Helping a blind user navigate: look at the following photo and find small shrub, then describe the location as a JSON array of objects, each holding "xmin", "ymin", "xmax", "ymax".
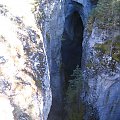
[{"xmin": 64, "ymin": 65, "xmax": 84, "ymax": 120}]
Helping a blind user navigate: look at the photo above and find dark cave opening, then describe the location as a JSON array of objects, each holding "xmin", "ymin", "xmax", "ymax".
[
  {"xmin": 61, "ymin": 10, "xmax": 84, "ymax": 120},
  {"xmin": 61, "ymin": 11, "xmax": 84, "ymax": 83},
  {"xmin": 48, "ymin": 10, "xmax": 84, "ymax": 120}
]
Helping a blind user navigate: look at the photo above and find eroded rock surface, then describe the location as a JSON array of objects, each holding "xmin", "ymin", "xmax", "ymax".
[
  {"xmin": 0, "ymin": 0, "xmax": 51, "ymax": 120},
  {"xmin": 82, "ymin": 23, "xmax": 120, "ymax": 120}
]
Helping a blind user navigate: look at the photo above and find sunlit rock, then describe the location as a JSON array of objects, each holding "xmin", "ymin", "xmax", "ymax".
[{"xmin": 0, "ymin": 0, "xmax": 52, "ymax": 120}]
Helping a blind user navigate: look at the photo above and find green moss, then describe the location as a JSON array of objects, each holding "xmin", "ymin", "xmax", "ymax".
[
  {"xmin": 86, "ymin": 62, "xmax": 93, "ymax": 68},
  {"xmin": 111, "ymin": 35, "xmax": 120, "ymax": 62},
  {"xmin": 112, "ymin": 54, "xmax": 120, "ymax": 62},
  {"xmin": 87, "ymin": 13, "xmax": 95, "ymax": 34},
  {"xmin": 94, "ymin": 40, "xmax": 112, "ymax": 57},
  {"xmin": 86, "ymin": 59, "xmax": 94, "ymax": 68},
  {"xmin": 94, "ymin": 35, "xmax": 120, "ymax": 62}
]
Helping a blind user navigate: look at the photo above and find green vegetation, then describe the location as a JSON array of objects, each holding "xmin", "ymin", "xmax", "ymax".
[
  {"xmin": 86, "ymin": 35, "xmax": 120, "ymax": 72},
  {"xmin": 94, "ymin": 40, "xmax": 112, "ymax": 56},
  {"xmin": 87, "ymin": 0, "xmax": 120, "ymax": 71},
  {"xmin": 66, "ymin": 65, "xmax": 82, "ymax": 104},
  {"xmin": 93, "ymin": 35, "xmax": 120, "ymax": 71},
  {"xmin": 86, "ymin": 58, "xmax": 95, "ymax": 69},
  {"xmin": 64, "ymin": 65, "xmax": 85, "ymax": 120},
  {"xmin": 87, "ymin": 0, "xmax": 120, "ymax": 33},
  {"xmin": 111, "ymin": 35, "xmax": 120, "ymax": 62},
  {"xmin": 94, "ymin": 35, "xmax": 120, "ymax": 62}
]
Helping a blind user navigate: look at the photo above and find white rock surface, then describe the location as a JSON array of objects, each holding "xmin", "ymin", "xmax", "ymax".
[{"xmin": 0, "ymin": 0, "xmax": 52, "ymax": 119}]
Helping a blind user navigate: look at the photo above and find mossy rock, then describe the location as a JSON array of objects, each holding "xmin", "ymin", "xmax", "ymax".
[
  {"xmin": 112, "ymin": 35, "xmax": 120, "ymax": 62},
  {"xmin": 94, "ymin": 40, "xmax": 112, "ymax": 56},
  {"xmin": 94, "ymin": 36, "xmax": 120, "ymax": 63},
  {"xmin": 86, "ymin": 59, "xmax": 94, "ymax": 69}
]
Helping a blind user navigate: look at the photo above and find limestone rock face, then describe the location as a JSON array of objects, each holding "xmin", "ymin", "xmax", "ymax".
[
  {"xmin": 1, "ymin": 0, "xmax": 119, "ymax": 120},
  {"xmin": 82, "ymin": 23, "xmax": 120, "ymax": 120},
  {"xmin": 65, "ymin": 0, "xmax": 92, "ymax": 25},
  {"xmin": 41, "ymin": 0, "xmax": 65, "ymax": 119},
  {"xmin": 0, "ymin": 0, "xmax": 51, "ymax": 120}
]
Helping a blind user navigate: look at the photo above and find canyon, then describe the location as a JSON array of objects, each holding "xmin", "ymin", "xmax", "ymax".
[{"xmin": 0, "ymin": 0, "xmax": 120, "ymax": 120}]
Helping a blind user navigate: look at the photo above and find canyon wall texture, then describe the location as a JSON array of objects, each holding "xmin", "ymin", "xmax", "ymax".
[
  {"xmin": 0, "ymin": 0, "xmax": 119, "ymax": 120},
  {"xmin": 0, "ymin": 0, "xmax": 51, "ymax": 120},
  {"xmin": 40, "ymin": 0, "xmax": 65, "ymax": 120},
  {"xmin": 82, "ymin": 0, "xmax": 120, "ymax": 119},
  {"xmin": 83, "ymin": 25, "xmax": 120, "ymax": 120}
]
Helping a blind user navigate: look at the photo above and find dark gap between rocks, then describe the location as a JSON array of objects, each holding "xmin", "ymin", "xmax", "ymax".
[
  {"xmin": 61, "ymin": 11, "xmax": 84, "ymax": 83},
  {"xmin": 48, "ymin": 10, "xmax": 84, "ymax": 120}
]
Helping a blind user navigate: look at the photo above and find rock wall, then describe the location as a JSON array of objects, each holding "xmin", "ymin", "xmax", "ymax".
[
  {"xmin": 42, "ymin": 0, "xmax": 120, "ymax": 119},
  {"xmin": 82, "ymin": 21, "xmax": 120, "ymax": 120},
  {"xmin": 44, "ymin": 0, "xmax": 93, "ymax": 119},
  {"xmin": 65, "ymin": 0, "xmax": 92, "ymax": 25},
  {"xmin": 64, "ymin": 1, "xmax": 120, "ymax": 120},
  {"xmin": 0, "ymin": 0, "xmax": 51, "ymax": 120},
  {"xmin": 40, "ymin": 0, "xmax": 65, "ymax": 119},
  {"xmin": 1, "ymin": 0, "xmax": 119, "ymax": 120}
]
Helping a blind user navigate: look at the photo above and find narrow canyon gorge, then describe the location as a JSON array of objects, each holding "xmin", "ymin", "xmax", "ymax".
[{"xmin": 0, "ymin": 0, "xmax": 120, "ymax": 120}]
